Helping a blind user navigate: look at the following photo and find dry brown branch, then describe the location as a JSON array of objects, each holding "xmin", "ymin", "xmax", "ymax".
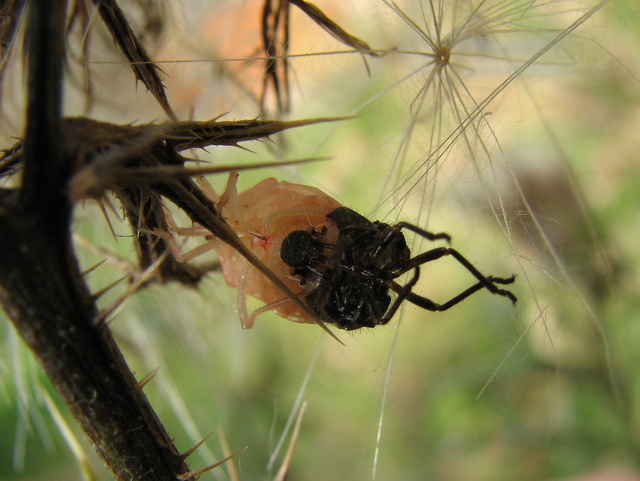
[
  {"xmin": 290, "ymin": 0, "xmax": 378, "ymax": 55},
  {"xmin": 0, "ymin": 0, "xmax": 23, "ymax": 87},
  {"xmin": 94, "ymin": 0, "xmax": 177, "ymax": 120},
  {"xmin": 0, "ymin": 1, "xmax": 367, "ymax": 478},
  {"xmin": 261, "ymin": 0, "xmax": 379, "ymax": 113},
  {"xmin": 0, "ymin": 2, "xmax": 196, "ymax": 479}
]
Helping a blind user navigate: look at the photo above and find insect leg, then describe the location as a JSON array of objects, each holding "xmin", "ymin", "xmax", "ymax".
[
  {"xmin": 394, "ymin": 222, "xmax": 452, "ymax": 243},
  {"xmin": 445, "ymin": 249, "xmax": 517, "ymax": 303},
  {"xmin": 196, "ymin": 175, "xmax": 221, "ymax": 203},
  {"xmin": 371, "ymin": 222, "xmax": 451, "ymax": 260},
  {"xmin": 218, "ymin": 171, "xmax": 241, "ymax": 224},
  {"xmin": 376, "ymin": 267, "xmax": 421, "ymax": 325},
  {"xmin": 396, "ymin": 247, "xmax": 517, "ymax": 304},
  {"xmin": 390, "ymin": 275, "xmax": 515, "ymax": 312}
]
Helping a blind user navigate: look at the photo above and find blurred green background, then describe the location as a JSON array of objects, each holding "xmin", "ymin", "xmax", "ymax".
[{"xmin": 1, "ymin": 1, "xmax": 640, "ymax": 480}]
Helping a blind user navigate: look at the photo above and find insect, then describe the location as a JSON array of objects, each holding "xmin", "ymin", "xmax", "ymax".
[
  {"xmin": 203, "ymin": 174, "xmax": 517, "ymax": 330},
  {"xmin": 279, "ymin": 206, "xmax": 517, "ymax": 330},
  {"xmin": 211, "ymin": 174, "xmax": 342, "ymax": 327}
]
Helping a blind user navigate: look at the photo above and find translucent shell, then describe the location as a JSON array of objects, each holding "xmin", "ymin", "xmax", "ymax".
[{"xmin": 214, "ymin": 178, "xmax": 342, "ymax": 324}]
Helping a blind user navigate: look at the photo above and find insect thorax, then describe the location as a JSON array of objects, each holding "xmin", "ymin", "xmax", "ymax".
[{"xmin": 280, "ymin": 207, "xmax": 412, "ymax": 330}]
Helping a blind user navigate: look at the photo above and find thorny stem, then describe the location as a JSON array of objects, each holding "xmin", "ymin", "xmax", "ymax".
[
  {"xmin": 0, "ymin": 0, "xmax": 355, "ymax": 477},
  {"xmin": 21, "ymin": 0, "xmax": 66, "ymax": 209},
  {"xmin": 0, "ymin": 2, "xmax": 193, "ymax": 480}
]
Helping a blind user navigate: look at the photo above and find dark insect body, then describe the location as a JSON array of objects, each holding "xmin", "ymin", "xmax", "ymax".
[{"xmin": 280, "ymin": 207, "xmax": 517, "ymax": 331}]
